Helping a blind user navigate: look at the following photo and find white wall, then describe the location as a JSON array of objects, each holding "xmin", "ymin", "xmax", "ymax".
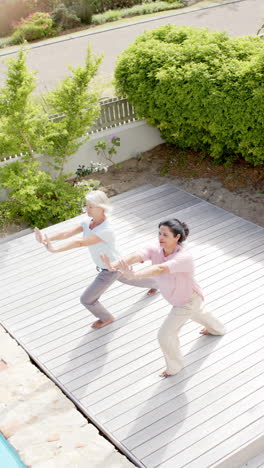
[
  {"xmin": 56, "ymin": 120, "xmax": 164, "ymax": 174},
  {"xmin": 0, "ymin": 120, "xmax": 164, "ymax": 200}
]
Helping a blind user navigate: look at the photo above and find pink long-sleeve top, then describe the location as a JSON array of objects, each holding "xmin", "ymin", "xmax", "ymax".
[{"xmin": 139, "ymin": 243, "xmax": 204, "ymax": 306}]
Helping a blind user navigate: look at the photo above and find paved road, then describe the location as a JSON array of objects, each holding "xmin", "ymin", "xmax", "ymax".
[{"xmin": 0, "ymin": 0, "xmax": 263, "ymax": 94}]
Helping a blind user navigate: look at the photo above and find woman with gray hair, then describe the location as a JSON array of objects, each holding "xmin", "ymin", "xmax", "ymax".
[{"xmin": 34, "ymin": 190, "xmax": 157, "ymax": 329}]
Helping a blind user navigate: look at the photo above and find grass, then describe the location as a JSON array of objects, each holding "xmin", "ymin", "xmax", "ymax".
[{"xmin": 92, "ymin": 0, "xmax": 183, "ymax": 25}]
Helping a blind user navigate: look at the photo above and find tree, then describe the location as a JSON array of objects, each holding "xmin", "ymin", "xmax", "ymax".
[
  {"xmin": 0, "ymin": 45, "xmax": 102, "ymax": 172},
  {"xmin": 43, "ymin": 45, "xmax": 102, "ymax": 172},
  {"xmin": 0, "ymin": 47, "xmax": 49, "ymax": 158}
]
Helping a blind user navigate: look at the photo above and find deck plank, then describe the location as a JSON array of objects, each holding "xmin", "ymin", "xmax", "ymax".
[{"xmin": 0, "ymin": 184, "xmax": 263, "ymax": 468}]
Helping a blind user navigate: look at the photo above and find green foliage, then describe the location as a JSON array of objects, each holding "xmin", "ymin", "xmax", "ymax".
[
  {"xmin": 0, "ymin": 43, "xmax": 103, "ymax": 230},
  {"xmin": 75, "ymin": 162, "xmax": 107, "ymax": 177},
  {"xmin": 0, "ymin": 200, "xmax": 13, "ymax": 232},
  {"xmin": 51, "ymin": 3, "xmax": 81, "ymax": 29},
  {"xmin": 115, "ymin": 25, "xmax": 264, "ymax": 166},
  {"xmin": 92, "ymin": 1, "xmax": 182, "ymax": 24},
  {"xmin": 74, "ymin": 0, "xmax": 93, "ymax": 23},
  {"xmin": 74, "ymin": 178, "xmax": 101, "ymax": 189},
  {"xmin": 0, "ymin": 48, "xmax": 49, "ymax": 158},
  {"xmin": 0, "ymin": 159, "xmax": 88, "ymax": 228},
  {"xmin": 94, "ymin": 136, "xmax": 120, "ymax": 165},
  {"xmin": 0, "ymin": 0, "xmax": 33, "ymax": 37},
  {"xmin": 9, "ymin": 12, "xmax": 56, "ymax": 45},
  {"xmin": 0, "ymin": 45, "xmax": 102, "ymax": 175},
  {"xmin": 43, "ymin": 46, "xmax": 102, "ymax": 172},
  {"xmin": 0, "ymin": 1, "xmax": 60, "ymax": 38}
]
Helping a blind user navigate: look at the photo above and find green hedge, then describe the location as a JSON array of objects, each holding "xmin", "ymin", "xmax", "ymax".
[{"xmin": 115, "ymin": 25, "xmax": 264, "ymax": 165}]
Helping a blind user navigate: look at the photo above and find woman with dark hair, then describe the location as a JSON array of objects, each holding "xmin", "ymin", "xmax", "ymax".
[{"xmin": 101, "ymin": 218, "xmax": 225, "ymax": 377}]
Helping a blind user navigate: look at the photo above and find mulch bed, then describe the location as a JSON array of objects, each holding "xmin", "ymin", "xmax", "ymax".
[{"xmin": 147, "ymin": 144, "xmax": 264, "ymax": 192}]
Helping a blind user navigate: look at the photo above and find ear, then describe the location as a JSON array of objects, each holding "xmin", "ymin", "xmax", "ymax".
[{"xmin": 176, "ymin": 234, "xmax": 181, "ymax": 242}]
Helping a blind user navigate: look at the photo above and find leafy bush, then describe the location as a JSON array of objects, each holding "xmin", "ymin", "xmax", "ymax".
[
  {"xmin": 0, "ymin": 159, "xmax": 89, "ymax": 228},
  {"xmin": 74, "ymin": 0, "xmax": 93, "ymax": 24},
  {"xmin": 9, "ymin": 12, "xmax": 56, "ymax": 44},
  {"xmin": 115, "ymin": 25, "xmax": 264, "ymax": 166},
  {"xmin": 94, "ymin": 135, "xmax": 120, "ymax": 165},
  {"xmin": 0, "ymin": 1, "xmax": 60, "ymax": 38},
  {"xmin": 75, "ymin": 162, "xmax": 107, "ymax": 177},
  {"xmin": 0, "ymin": 200, "xmax": 13, "ymax": 233},
  {"xmin": 51, "ymin": 3, "xmax": 81, "ymax": 29},
  {"xmin": 0, "ymin": 0, "xmax": 33, "ymax": 37}
]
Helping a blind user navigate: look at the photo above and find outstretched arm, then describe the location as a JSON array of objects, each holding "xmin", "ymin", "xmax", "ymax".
[
  {"xmin": 44, "ymin": 233, "xmax": 102, "ymax": 253},
  {"xmin": 101, "ymin": 252, "xmax": 144, "ymax": 271},
  {"xmin": 118, "ymin": 259, "xmax": 169, "ymax": 278},
  {"xmin": 101, "ymin": 254, "xmax": 169, "ymax": 277},
  {"xmin": 34, "ymin": 225, "xmax": 83, "ymax": 244}
]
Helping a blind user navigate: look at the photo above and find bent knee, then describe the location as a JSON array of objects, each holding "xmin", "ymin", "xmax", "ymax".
[{"xmin": 80, "ymin": 294, "xmax": 94, "ymax": 307}]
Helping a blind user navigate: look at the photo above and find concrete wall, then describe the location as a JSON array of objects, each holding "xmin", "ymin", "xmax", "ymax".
[
  {"xmin": 0, "ymin": 120, "xmax": 163, "ymax": 200},
  {"xmin": 51, "ymin": 120, "xmax": 164, "ymax": 175}
]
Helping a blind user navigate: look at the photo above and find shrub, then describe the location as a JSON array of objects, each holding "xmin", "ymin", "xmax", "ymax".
[
  {"xmin": 0, "ymin": 1, "xmax": 59, "ymax": 38},
  {"xmin": 51, "ymin": 3, "xmax": 81, "ymax": 29},
  {"xmin": 0, "ymin": 159, "xmax": 89, "ymax": 228},
  {"xmin": 0, "ymin": 200, "xmax": 13, "ymax": 233},
  {"xmin": 115, "ymin": 25, "xmax": 264, "ymax": 166},
  {"xmin": 0, "ymin": 0, "xmax": 32, "ymax": 37},
  {"xmin": 86, "ymin": 0, "xmax": 145, "ymax": 15},
  {"xmin": 9, "ymin": 12, "xmax": 56, "ymax": 44},
  {"xmin": 73, "ymin": 0, "xmax": 93, "ymax": 24}
]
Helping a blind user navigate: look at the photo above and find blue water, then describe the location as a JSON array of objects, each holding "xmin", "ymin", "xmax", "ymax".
[{"xmin": 0, "ymin": 434, "xmax": 26, "ymax": 468}]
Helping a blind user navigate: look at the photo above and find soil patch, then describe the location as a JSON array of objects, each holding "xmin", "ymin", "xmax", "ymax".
[{"xmin": 90, "ymin": 143, "xmax": 264, "ymax": 227}]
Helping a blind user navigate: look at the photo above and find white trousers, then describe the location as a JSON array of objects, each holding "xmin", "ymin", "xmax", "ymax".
[{"xmin": 158, "ymin": 292, "xmax": 226, "ymax": 375}]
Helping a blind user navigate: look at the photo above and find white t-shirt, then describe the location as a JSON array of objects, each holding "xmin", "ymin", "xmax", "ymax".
[{"xmin": 80, "ymin": 219, "xmax": 120, "ymax": 269}]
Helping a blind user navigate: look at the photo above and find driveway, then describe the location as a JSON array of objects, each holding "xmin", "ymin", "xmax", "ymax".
[{"xmin": 0, "ymin": 0, "xmax": 263, "ymax": 94}]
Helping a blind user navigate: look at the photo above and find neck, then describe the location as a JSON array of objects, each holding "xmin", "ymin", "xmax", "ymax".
[
  {"xmin": 92, "ymin": 215, "xmax": 106, "ymax": 225},
  {"xmin": 163, "ymin": 244, "xmax": 179, "ymax": 257}
]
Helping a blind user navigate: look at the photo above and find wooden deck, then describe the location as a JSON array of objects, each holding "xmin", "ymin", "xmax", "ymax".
[{"xmin": 1, "ymin": 184, "xmax": 264, "ymax": 468}]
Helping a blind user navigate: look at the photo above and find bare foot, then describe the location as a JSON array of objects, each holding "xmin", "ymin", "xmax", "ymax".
[
  {"xmin": 199, "ymin": 327, "xmax": 209, "ymax": 335},
  {"xmin": 159, "ymin": 370, "xmax": 172, "ymax": 378},
  {"xmin": 34, "ymin": 227, "xmax": 44, "ymax": 244},
  {"xmin": 147, "ymin": 288, "xmax": 158, "ymax": 296},
  {"xmin": 91, "ymin": 318, "xmax": 115, "ymax": 329}
]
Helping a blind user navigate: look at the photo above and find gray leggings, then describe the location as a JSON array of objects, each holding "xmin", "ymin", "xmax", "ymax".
[{"xmin": 80, "ymin": 269, "xmax": 157, "ymax": 322}]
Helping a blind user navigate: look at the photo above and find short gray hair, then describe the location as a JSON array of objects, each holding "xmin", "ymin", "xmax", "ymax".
[{"xmin": 85, "ymin": 190, "xmax": 112, "ymax": 215}]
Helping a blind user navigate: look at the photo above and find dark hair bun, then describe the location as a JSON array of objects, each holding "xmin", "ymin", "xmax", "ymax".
[{"xmin": 181, "ymin": 222, "xmax": 189, "ymax": 240}]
